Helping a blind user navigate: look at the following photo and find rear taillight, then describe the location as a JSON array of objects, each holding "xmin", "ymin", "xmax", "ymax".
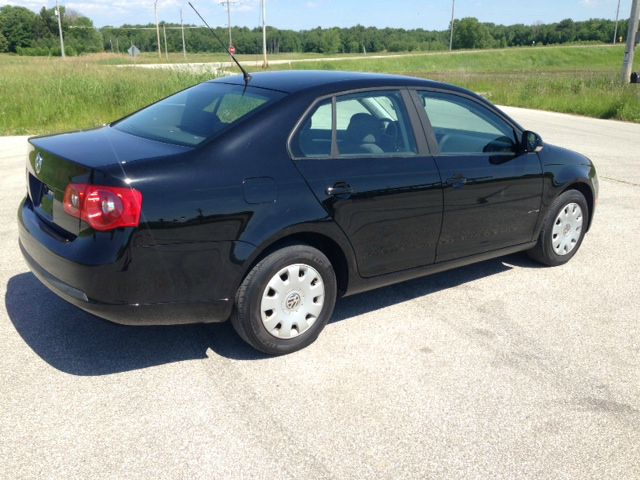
[{"xmin": 63, "ymin": 183, "xmax": 142, "ymax": 231}]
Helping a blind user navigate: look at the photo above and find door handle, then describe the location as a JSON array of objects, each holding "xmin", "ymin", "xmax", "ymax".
[
  {"xmin": 446, "ymin": 174, "xmax": 467, "ymax": 188},
  {"xmin": 326, "ymin": 182, "xmax": 354, "ymax": 196}
]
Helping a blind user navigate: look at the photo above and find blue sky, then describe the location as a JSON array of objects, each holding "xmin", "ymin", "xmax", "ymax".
[{"xmin": 3, "ymin": 0, "xmax": 634, "ymax": 29}]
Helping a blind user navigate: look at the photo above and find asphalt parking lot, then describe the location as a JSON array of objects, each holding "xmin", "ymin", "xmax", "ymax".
[{"xmin": 1, "ymin": 106, "xmax": 638, "ymax": 479}]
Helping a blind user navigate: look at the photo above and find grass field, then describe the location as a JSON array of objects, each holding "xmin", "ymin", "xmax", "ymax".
[{"xmin": 0, "ymin": 45, "xmax": 638, "ymax": 135}]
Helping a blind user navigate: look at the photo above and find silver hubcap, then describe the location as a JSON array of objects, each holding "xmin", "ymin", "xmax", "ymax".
[
  {"xmin": 551, "ymin": 202, "xmax": 583, "ymax": 256},
  {"xmin": 260, "ymin": 264, "xmax": 325, "ymax": 339}
]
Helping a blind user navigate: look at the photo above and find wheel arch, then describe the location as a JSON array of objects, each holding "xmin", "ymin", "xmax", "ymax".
[
  {"xmin": 239, "ymin": 228, "xmax": 357, "ymax": 297},
  {"xmin": 560, "ymin": 181, "xmax": 595, "ymax": 231}
]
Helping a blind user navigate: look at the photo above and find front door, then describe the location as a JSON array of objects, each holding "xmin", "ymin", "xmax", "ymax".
[
  {"xmin": 291, "ymin": 89, "xmax": 443, "ymax": 278},
  {"xmin": 414, "ymin": 90, "xmax": 544, "ymax": 262}
]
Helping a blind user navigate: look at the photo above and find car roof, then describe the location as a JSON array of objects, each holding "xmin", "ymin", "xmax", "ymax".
[{"xmin": 210, "ymin": 70, "xmax": 461, "ymax": 95}]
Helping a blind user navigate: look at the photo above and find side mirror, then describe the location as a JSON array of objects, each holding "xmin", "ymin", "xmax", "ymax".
[{"xmin": 521, "ymin": 131, "xmax": 544, "ymax": 153}]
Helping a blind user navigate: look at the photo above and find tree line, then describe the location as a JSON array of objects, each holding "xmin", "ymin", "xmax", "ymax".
[
  {"xmin": 0, "ymin": 4, "xmax": 631, "ymax": 57},
  {"xmin": 102, "ymin": 17, "xmax": 632, "ymax": 55},
  {"xmin": 0, "ymin": 5, "xmax": 102, "ymax": 56}
]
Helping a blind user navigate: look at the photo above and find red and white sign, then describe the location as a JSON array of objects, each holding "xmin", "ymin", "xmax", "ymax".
[{"xmin": 229, "ymin": 46, "xmax": 236, "ymax": 55}]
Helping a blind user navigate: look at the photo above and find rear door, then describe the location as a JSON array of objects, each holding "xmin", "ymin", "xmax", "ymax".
[
  {"xmin": 412, "ymin": 90, "xmax": 543, "ymax": 262},
  {"xmin": 291, "ymin": 89, "xmax": 443, "ymax": 278}
]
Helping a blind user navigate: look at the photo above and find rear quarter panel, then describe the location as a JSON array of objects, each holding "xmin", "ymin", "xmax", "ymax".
[{"xmin": 103, "ymin": 92, "xmax": 355, "ymax": 302}]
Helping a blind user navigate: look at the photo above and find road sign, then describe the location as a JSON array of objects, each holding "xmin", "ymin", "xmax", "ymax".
[
  {"xmin": 229, "ymin": 45, "xmax": 236, "ymax": 55},
  {"xmin": 128, "ymin": 45, "xmax": 140, "ymax": 57}
]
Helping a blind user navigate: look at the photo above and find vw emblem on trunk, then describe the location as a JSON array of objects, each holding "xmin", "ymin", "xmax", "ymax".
[{"xmin": 35, "ymin": 153, "xmax": 43, "ymax": 175}]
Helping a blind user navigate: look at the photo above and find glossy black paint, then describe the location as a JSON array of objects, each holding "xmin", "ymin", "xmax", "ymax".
[{"xmin": 18, "ymin": 71, "xmax": 598, "ymax": 325}]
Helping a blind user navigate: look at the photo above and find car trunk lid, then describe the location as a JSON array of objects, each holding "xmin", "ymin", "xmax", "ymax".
[{"xmin": 27, "ymin": 127, "xmax": 190, "ymax": 237}]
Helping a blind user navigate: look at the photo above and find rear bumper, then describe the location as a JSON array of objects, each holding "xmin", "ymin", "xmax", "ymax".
[
  {"xmin": 20, "ymin": 241, "xmax": 231, "ymax": 325},
  {"xmin": 18, "ymin": 198, "xmax": 235, "ymax": 325}
]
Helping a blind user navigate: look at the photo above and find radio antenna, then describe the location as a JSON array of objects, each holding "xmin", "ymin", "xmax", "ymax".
[{"xmin": 188, "ymin": 1, "xmax": 251, "ymax": 84}]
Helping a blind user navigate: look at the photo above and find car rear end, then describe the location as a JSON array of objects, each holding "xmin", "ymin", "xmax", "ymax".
[
  {"xmin": 19, "ymin": 138, "xmax": 148, "ymax": 322},
  {"xmin": 18, "ymin": 79, "xmax": 291, "ymax": 326}
]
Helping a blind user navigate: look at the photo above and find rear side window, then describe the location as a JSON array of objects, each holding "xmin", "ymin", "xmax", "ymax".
[
  {"xmin": 336, "ymin": 91, "xmax": 416, "ymax": 157},
  {"xmin": 418, "ymin": 91, "xmax": 517, "ymax": 155},
  {"xmin": 295, "ymin": 99, "xmax": 333, "ymax": 158},
  {"xmin": 114, "ymin": 83, "xmax": 285, "ymax": 147},
  {"xmin": 292, "ymin": 90, "xmax": 417, "ymax": 159}
]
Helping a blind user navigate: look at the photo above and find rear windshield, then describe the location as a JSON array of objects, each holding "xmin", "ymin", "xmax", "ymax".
[{"xmin": 113, "ymin": 82, "xmax": 285, "ymax": 147}]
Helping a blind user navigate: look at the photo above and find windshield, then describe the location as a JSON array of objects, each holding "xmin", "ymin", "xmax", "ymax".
[{"xmin": 113, "ymin": 83, "xmax": 286, "ymax": 147}]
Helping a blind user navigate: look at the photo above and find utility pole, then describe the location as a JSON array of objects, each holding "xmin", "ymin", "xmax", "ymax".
[
  {"xmin": 219, "ymin": 0, "xmax": 237, "ymax": 48},
  {"xmin": 154, "ymin": 0, "xmax": 162, "ymax": 59},
  {"xmin": 55, "ymin": 0, "xmax": 65, "ymax": 58},
  {"xmin": 622, "ymin": 0, "xmax": 640, "ymax": 83},
  {"xmin": 181, "ymin": 9, "xmax": 187, "ymax": 59},
  {"xmin": 163, "ymin": 24, "xmax": 169, "ymax": 60},
  {"xmin": 613, "ymin": 0, "xmax": 622, "ymax": 44},
  {"xmin": 261, "ymin": 0, "xmax": 268, "ymax": 67},
  {"xmin": 449, "ymin": 0, "xmax": 456, "ymax": 51}
]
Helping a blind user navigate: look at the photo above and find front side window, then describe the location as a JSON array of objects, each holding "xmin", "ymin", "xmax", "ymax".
[
  {"xmin": 418, "ymin": 91, "xmax": 517, "ymax": 155},
  {"xmin": 114, "ymin": 83, "xmax": 285, "ymax": 147},
  {"xmin": 292, "ymin": 90, "xmax": 417, "ymax": 159}
]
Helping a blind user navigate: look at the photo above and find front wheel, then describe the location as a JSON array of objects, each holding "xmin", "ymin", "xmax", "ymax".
[
  {"xmin": 231, "ymin": 244, "xmax": 337, "ymax": 355},
  {"xmin": 528, "ymin": 190, "xmax": 589, "ymax": 266}
]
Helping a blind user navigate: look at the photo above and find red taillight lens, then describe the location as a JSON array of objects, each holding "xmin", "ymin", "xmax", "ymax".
[{"xmin": 63, "ymin": 183, "xmax": 142, "ymax": 231}]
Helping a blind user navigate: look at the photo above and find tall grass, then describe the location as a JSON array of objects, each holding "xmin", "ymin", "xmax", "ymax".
[
  {"xmin": 0, "ymin": 45, "xmax": 638, "ymax": 135},
  {"xmin": 266, "ymin": 45, "xmax": 640, "ymax": 123},
  {"xmin": 0, "ymin": 56, "xmax": 210, "ymax": 135}
]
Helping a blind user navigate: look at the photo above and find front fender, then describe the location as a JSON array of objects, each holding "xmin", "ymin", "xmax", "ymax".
[{"xmin": 536, "ymin": 144, "xmax": 598, "ymax": 235}]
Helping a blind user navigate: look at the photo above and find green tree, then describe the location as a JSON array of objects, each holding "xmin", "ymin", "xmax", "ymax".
[
  {"xmin": 0, "ymin": 5, "xmax": 37, "ymax": 53},
  {"xmin": 321, "ymin": 28, "xmax": 341, "ymax": 53},
  {"xmin": 0, "ymin": 31, "xmax": 7, "ymax": 52},
  {"xmin": 65, "ymin": 14, "xmax": 103, "ymax": 54},
  {"xmin": 453, "ymin": 17, "xmax": 495, "ymax": 49}
]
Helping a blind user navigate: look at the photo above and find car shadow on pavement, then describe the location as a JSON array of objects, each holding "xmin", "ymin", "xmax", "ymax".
[{"xmin": 5, "ymin": 253, "xmax": 540, "ymax": 376}]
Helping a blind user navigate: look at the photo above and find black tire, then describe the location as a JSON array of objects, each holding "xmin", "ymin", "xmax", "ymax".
[
  {"xmin": 527, "ymin": 189, "xmax": 589, "ymax": 266},
  {"xmin": 230, "ymin": 244, "xmax": 337, "ymax": 355}
]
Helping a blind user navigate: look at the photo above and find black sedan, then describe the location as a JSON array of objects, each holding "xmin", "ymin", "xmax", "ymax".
[{"xmin": 18, "ymin": 71, "xmax": 598, "ymax": 354}]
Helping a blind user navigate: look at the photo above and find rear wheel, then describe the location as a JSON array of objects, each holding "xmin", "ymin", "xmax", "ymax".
[
  {"xmin": 528, "ymin": 190, "xmax": 589, "ymax": 266},
  {"xmin": 231, "ymin": 244, "xmax": 337, "ymax": 355}
]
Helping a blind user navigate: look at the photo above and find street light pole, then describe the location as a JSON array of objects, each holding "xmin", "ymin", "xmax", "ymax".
[
  {"xmin": 154, "ymin": 0, "xmax": 162, "ymax": 59},
  {"xmin": 55, "ymin": 0, "xmax": 65, "ymax": 58},
  {"xmin": 449, "ymin": 0, "xmax": 456, "ymax": 51},
  {"xmin": 622, "ymin": 0, "xmax": 640, "ymax": 83}
]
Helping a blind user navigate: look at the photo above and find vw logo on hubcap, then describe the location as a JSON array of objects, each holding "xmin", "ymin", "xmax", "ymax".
[
  {"xmin": 285, "ymin": 291, "xmax": 302, "ymax": 311},
  {"xmin": 35, "ymin": 153, "xmax": 43, "ymax": 175}
]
